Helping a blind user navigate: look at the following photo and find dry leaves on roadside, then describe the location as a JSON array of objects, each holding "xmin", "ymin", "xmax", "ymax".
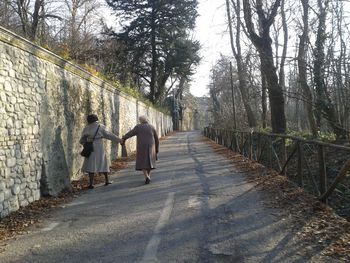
[
  {"xmin": 0, "ymin": 192, "xmax": 73, "ymax": 242},
  {"xmin": 203, "ymin": 136, "xmax": 350, "ymax": 261},
  {"xmin": 0, "ymin": 155, "xmax": 135, "ymax": 244}
]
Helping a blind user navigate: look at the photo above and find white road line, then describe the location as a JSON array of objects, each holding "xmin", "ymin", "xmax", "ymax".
[
  {"xmin": 141, "ymin": 192, "xmax": 175, "ymax": 263},
  {"xmin": 64, "ymin": 201, "xmax": 87, "ymax": 207},
  {"xmin": 41, "ymin": 222, "xmax": 59, "ymax": 232}
]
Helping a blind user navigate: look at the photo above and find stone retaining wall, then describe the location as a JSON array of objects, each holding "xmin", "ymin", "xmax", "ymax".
[{"xmin": 0, "ymin": 26, "xmax": 172, "ymax": 218}]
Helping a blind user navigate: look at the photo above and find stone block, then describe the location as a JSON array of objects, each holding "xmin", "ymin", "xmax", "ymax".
[
  {"xmin": 11, "ymin": 185, "xmax": 20, "ymax": 195},
  {"xmin": 15, "ymin": 150, "xmax": 22, "ymax": 159},
  {"xmin": 9, "ymin": 96, "xmax": 16, "ymax": 105},
  {"xmin": 27, "ymin": 117, "xmax": 35, "ymax": 125},
  {"xmin": 6, "ymin": 158, "xmax": 16, "ymax": 168},
  {"xmin": 1, "ymin": 209, "xmax": 9, "ymax": 218},
  {"xmin": 23, "ymin": 164, "xmax": 30, "ymax": 175},
  {"xmin": 0, "ymin": 192, "xmax": 4, "ymax": 203},
  {"xmin": 34, "ymin": 190, "xmax": 40, "ymax": 201},
  {"xmin": 15, "ymin": 121, "xmax": 22, "ymax": 130},
  {"xmin": 32, "ymin": 125, "xmax": 39, "ymax": 134},
  {"xmin": 0, "ymin": 91, "xmax": 6, "ymax": 102},
  {"xmin": 4, "ymin": 81, "xmax": 11, "ymax": 91},
  {"xmin": 8, "ymin": 198, "xmax": 19, "ymax": 212},
  {"xmin": 6, "ymin": 104, "xmax": 14, "ymax": 112},
  {"xmin": 8, "ymin": 69, "xmax": 15, "ymax": 78},
  {"xmin": 24, "ymin": 88, "xmax": 32, "ymax": 95},
  {"xmin": 17, "ymin": 85, "xmax": 24, "ymax": 93},
  {"xmin": 4, "ymin": 189, "xmax": 11, "ymax": 199},
  {"xmin": 8, "ymin": 178, "xmax": 14, "ymax": 187},
  {"xmin": 25, "ymin": 189, "xmax": 31, "ymax": 198},
  {"xmin": 18, "ymin": 194, "xmax": 25, "ymax": 202},
  {"xmin": 14, "ymin": 178, "xmax": 21, "ymax": 184},
  {"xmin": 19, "ymin": 200, "xmax": 28, "ymax": 207}
]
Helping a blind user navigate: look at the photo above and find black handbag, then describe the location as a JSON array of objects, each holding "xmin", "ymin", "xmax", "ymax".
[{"xmin": 80, "ymin": 125, "xmax": 100, "ymax": 157}]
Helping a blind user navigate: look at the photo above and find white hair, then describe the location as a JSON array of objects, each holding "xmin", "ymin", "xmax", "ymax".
[{"xmin": 139, "ymin": 115, "xmax": 149, "ymax": 123}]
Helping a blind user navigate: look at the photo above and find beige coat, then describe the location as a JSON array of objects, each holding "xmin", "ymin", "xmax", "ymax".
[
  {"xmin": 123, "ymin": 123, "xmax": 159, "ymax": 170},
  {"xmin": 80, "ymin": 122, "xmax": 121, "ymax": 173}
]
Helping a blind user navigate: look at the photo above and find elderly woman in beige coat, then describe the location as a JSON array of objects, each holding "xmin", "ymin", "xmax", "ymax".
[
  {"xmin": 121, "ymin": 116, "xmax": 159, "ymax": 184},
  {"xmin": 80, "ymin": 114, "xmax": 122, "ymax": 189}
]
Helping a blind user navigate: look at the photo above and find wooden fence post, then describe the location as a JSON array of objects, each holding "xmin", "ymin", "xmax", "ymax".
[
  {"xmin": 318, "ymin": 145, "xmax": 327, "ymax": 201},
  {"xmin": 297, "ymin": 141, "xmax": 303, "ymax": 187},
  {"xmin": 257, "ymin": 134, "xmax": 261, "ymax": 161},
  {"xmin": 249, "ymin": 132, "xmax": 253, "ymax": 159},
  {"xmin": 269, "ymin": 137, "xmax": 273, "ymax": 169},
  {"xmin": 319, "ymin": 159, "xmax": 350, "ymax": 202},
  {"xmin": 282, "ymin": 138, "xmax": 287, "ymax": 175},
  {"xmin": 234, "ymin": 131, "xmax": 238, "ymax": 152}
]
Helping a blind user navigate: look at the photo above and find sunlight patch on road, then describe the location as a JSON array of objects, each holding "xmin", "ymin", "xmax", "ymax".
[{"xmin": 188, "ymin": 196, "xmax": 209, "ymax": 209}]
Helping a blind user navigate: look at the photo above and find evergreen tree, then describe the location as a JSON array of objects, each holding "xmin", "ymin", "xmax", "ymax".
[{"xmin": 106, "ymin": 0, "xmax": 199, "ymax": 104}]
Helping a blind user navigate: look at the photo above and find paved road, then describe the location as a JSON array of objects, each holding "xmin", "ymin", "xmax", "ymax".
[{"xmin": 0, "ymin": 132, "xmax": 325, "ymax": 262}]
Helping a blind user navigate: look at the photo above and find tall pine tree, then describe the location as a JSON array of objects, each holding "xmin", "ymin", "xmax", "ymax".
[{"xmin": 106, "ymin": 0, "xmax": 199, "ymax": 104}]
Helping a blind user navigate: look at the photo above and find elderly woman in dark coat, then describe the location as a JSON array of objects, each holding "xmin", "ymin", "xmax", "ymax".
[
  {"xmin": 80, "ymin": 114, "xmax": 122, "ymax": 189},
  {"xmin": 122, "ymin": 116, "xmax": 159, "ymax": 184}
]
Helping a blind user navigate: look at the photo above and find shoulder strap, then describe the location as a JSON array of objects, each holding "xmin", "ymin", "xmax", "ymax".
[{"xmin": 92, "ymin": 125, "xmax": 100, "ymax": 140}]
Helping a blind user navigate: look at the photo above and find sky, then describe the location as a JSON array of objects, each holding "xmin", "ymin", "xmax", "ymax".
[{"xmin": 190, "ymin": 0, "xmax": 232, "ymax": 97}]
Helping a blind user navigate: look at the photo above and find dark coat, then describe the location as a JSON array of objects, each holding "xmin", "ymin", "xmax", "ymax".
[{"xmin": 123, "ymin": 123, "xmax": 159, "ymax": 170}]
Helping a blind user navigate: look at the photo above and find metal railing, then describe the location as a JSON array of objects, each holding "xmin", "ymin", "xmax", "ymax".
[{"xmin": 204, "ymin": 127, "xmax": 350, "ymax": 217}]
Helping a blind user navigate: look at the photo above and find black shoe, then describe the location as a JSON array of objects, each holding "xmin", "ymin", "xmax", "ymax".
[
  {"xmin": 145, "ymin": 178, "xmax": 150, "ymax": 184},
  {"xmin": 105, "ymin": 181, "xmax": 112, "ymax": 186},
  {"xmin": 88, "ymin": 185, "xmax": 94, "ymax": 189}
]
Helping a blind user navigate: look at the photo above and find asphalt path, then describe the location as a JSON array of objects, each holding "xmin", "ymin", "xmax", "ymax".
[{"xmin": 0, "ymin": 131, "xmax": 328, "ymax": 262}]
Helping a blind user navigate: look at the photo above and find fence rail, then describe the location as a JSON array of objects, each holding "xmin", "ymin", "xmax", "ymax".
[{"xmin": 204, "ymin": 127, "xmax": 350, "ymax": 217}]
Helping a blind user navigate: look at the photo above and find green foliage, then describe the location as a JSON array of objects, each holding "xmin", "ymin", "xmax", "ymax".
[
  {"xmin": 106, "ymin": 0, "xmax": 199, "ymax": 103},
  {"xmin": 287, "ymin": 130, "xmax": 336, "ymax": 142},
  {"xmin": 254, "ymin": 127, "xmax": 337, "ymax": 143},
  {"xmin": 316, "ymin": 132, "xmax": 337, "ymax": 142},
  {"xmin": 287, "ymin": 130, "xmax": 314, "ymax": 140},
  {"xmin": 255, "ymin": 126, "xmax": 272, "ymax": 133}
]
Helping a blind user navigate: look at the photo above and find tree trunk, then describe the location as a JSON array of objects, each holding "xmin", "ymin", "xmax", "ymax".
[
  {"xmin": 279, "ymin": 0, "xmax": 287, "ymax": 89},
  {"xmin": 261, "ymin": 67, "xmax": 267, "ymax": 129},
  {"xmin": 314, "ymin": 0, "xmax": 346, "ymax": 139},
  {"xmin": 17, "ymin": 0, "xmax": 29, "ymax": 37},
  {"xmin": 243, "ymin": 0, "xmax": 286, "ymax": 133},
  {"xmin": 30, "ymin": 0, "xmax": 43, "ymax": 41},
  {"xmin": 298, "ymin": 0, "xmax": 318, "ymax": 137},
  {"xmin": 226, "ymin": 0, "xmax": 257, "ymax": 128},
  {"xmin": 260, "ymin": 45, "xmax": 286, "ymax": 133}
]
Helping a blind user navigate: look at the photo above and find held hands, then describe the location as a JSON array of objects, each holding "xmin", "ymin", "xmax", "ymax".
[{"xmin": 120, "ymin": 139, "xmax": 125, "ymax": 145}]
